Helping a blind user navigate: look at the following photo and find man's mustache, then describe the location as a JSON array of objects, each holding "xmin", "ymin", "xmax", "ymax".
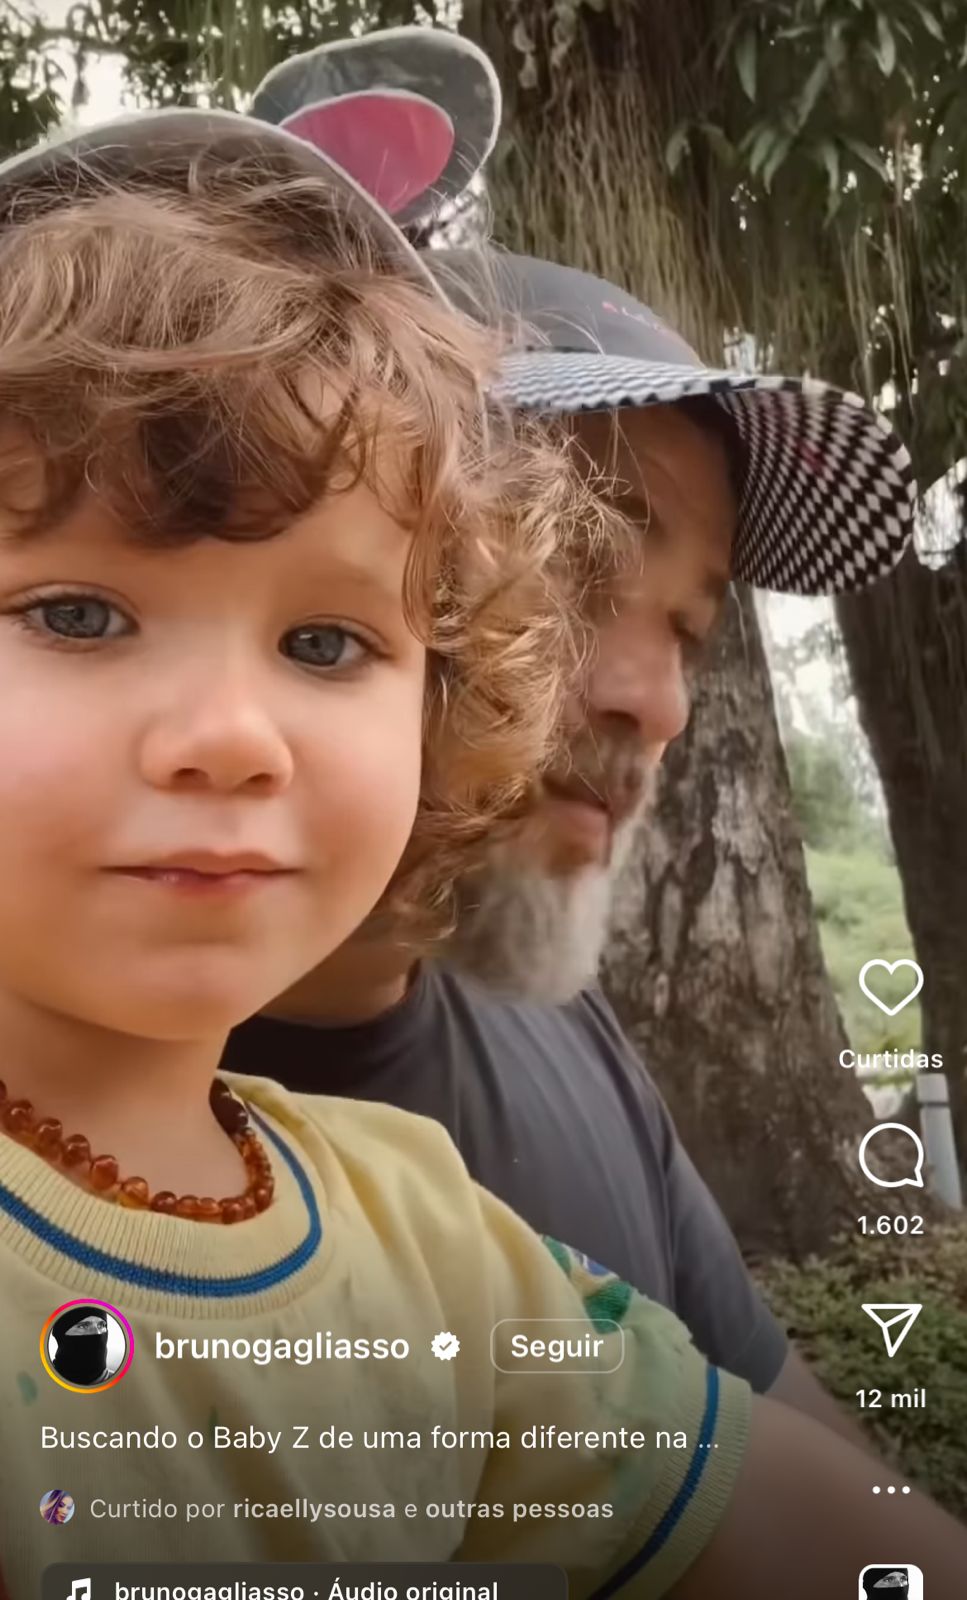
[{"xmin": 543, "ymin": 736, "xmax": 652, "ymax": 826}]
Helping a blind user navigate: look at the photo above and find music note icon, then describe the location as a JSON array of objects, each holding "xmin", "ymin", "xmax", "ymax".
[{"xmin": 66, "ymin": 1580, "xmax": 91, "ymax": 1600}]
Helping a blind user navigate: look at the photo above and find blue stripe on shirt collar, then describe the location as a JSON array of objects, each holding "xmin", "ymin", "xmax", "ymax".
[
  {"xmin": 588, "ymin": 1362, "xmax": 722, "ymax": 1598},
  {"xmin": 0, "ymin": 1110, "xmax": 322, "ymax": 1297}
]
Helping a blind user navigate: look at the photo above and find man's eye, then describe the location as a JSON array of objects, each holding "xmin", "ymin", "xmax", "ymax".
[
  {"xmin": 674, "ymin": 607, "xmax": 723, "ymax": 669},
  {"xmin": 281, "ymin": 623, "xmax": 373, "ymax": 672},
  {"xmin": 673, "ymin": 621, "xmax": 706, "ymax": 663}
]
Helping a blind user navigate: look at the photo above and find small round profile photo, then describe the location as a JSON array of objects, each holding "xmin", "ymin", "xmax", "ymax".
[
  {"xmin": 860, "ymin": 1566, "xmax": 924, "ymax": 1600},
  {"xmin": 40, "ymin": 1299, "xmax": 133, "ymax": 1394},
  {"xmin": 39, "ymin": 1489, "xmax": 75, "ymax": 1526}
]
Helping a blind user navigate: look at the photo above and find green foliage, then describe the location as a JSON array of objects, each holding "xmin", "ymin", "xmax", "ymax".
[
  {"xmin": 769, "ymin": 622, "xmax": 921, "ymax": 1055},
  {"xmin": 786, "ymin": 732, "xmax": 873, "ymax": 852},
  {"xmin": 0, "ymin": 0, "xmax": 430, "ymax": 155},
  {"xmin": 786, "ymin": 720, "xmax": 921, "ymax": 1056},
  {"xmin": 662, "ymin": 0, "xmax": 967, "ymax": 487},
  {"xmin": 807, "ymin": 845, "xmax": 921, "ymax": 1053},
  {"xmin": 0, "ymin": 3, "xmax": 70, "ymax": 152},
  {"xmin": 688, "ymin": 0, "xmax": 965, "ymax": 211},
  {"xmin": 758, "ymin": 1223, "xmax": 967, "ymax": 1516}
]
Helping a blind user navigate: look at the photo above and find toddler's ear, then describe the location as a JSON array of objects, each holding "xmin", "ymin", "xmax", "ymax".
[{"xmin": 250, "ymin": 24, "xmax": 501, "ymax": 230}]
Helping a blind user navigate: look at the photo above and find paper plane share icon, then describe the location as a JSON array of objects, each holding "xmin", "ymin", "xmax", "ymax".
[{"xmin": 862, "ymin": 1303, "xmax": 922, "ymax": 1358}]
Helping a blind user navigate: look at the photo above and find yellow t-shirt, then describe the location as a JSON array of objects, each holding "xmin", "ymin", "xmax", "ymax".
[{"xmin": 0, "ymin": 1076, "xmax": 749, "ymax": 1597}]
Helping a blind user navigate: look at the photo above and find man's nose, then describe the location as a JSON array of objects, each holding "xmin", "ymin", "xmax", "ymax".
[
  {"xmin": 586, "ymin": 610, "xmax": 690, "ymax": 750},
  {"xmin": 138, "ymin": 667, "xmax": 295, "ymax": 795}
]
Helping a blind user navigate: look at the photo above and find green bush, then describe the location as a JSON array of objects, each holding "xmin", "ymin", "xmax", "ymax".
[
  {"xmin": 805, "ymin": 845, "xmax": 921, "ymax": 1054},
  {"xmin": 787, "ymin": 730, "xmax": 871, "ymax": 852},
  {"xmin": 783, "ymin": 726, "xmax": 921, "ymax": 1055},
  {"xmin": 757, "ymin": 1224, "xmax": 967, "ymax": 1517}
]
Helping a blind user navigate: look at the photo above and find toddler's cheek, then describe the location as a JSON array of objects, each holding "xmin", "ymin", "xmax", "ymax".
[
  {"xmin": 0, "ymin": 701, "xmax": 119, "ymax": 851},
  {"xmin": 305, "ymin": 715, "xmax": 423, "ymax": 862}
]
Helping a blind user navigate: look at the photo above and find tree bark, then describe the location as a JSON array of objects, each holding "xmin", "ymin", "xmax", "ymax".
[
  {"xmin": 836, "ymin": 547, "xmax": 967, "ymax": 1172},
  {"xmin": 599, "ymin": 587, "xmax": 878, "ymax": 1260},
  {"xmin": 459, "ymin": 4, "xmax": 881, "ymax": 1257}
]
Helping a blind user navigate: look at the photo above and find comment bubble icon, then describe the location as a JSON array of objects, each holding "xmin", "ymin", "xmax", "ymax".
[{"xmin": 858, "ymin": 1124, "xmax": 925, "ymax": 1190}]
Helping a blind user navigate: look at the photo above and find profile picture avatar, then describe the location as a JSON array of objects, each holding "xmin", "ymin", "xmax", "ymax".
[
  {"xmin": 41, "ymin": 1300, "xmax": 133, "ymax": 1393},
  {"xmin": 39, "ymin": 1489, "xmax": 75, "ymax": 1525},
  {"xmin": 860, "ymin": 1565, "xmax": 924, "ymax": 1600}
]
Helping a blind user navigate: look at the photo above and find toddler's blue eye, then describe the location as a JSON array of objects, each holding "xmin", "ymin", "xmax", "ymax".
[
  {"xmin": 37, "ymin": 599, "xmax": 125, "ymax": 639},
  {"xmin": 282, "ymin": 625, "xmax": 368, "ymax": 670}
]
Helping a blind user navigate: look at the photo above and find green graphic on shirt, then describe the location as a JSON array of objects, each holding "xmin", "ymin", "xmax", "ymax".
[
  {"xmin": 16, "ymin": 1372, "xmax": 37, "ymax": 1405},
  {"xmin": 542, "ymin": 1236, "xmax": 573, "ymax": 1277},
  {"xmin": 584, "ymin": 1280, "xmax": 635, "ymax": 1331},
  {"xmin": 541, "ymin": 1236, "xmax": 635, "ymax": 1330}
]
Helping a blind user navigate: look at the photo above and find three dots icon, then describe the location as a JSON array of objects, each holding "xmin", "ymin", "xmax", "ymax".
[{"xmin": 872, "ymin": 1485, "xmax": 911, "ymax": 1495}]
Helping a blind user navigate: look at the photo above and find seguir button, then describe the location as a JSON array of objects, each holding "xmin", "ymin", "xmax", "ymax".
[{"xmin": 491, "ymin": 1319, "xmax": 624, "ymax": 1375}]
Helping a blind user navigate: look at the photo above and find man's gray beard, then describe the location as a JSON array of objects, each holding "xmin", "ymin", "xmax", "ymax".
[{"xmin": 442, "ymin": 817, "xmax": 640, "ymax": 1004}]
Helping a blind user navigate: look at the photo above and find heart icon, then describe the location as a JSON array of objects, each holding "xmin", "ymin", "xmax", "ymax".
[{"xmin": 858, "ymin": 958, "xmax": 924, "ymax": 1017}]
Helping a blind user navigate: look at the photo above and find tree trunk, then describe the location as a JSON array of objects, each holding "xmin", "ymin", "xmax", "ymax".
[
  {"xmin": 460, "ymin": 5, "xmax": 879, "ymax": 1257},
  {"xmin": 599, "ymin": 588, "xmax": 877, "ymax": 1259},
  {"xmin": 836, "ymin": 546, "xmax": 967, "ymax": 1172}
]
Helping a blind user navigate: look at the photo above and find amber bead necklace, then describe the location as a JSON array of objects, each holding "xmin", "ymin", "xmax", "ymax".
[{"xmin": 0, "ymin": 1076, "xmax": 274, "ymax": 1223}]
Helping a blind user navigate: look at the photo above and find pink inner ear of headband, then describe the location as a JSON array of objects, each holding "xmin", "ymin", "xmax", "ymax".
[{"xmin": 281, "ymin": 92, "xmax": 455, "ymax": 216}]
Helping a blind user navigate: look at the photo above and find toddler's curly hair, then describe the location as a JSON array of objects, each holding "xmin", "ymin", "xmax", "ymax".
[{"xmin": 0, "ymin": 142, "xmax": 629, "ymax": 940}]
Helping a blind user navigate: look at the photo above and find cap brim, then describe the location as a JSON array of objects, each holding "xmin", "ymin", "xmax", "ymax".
[
  {"xmin": 0, "ymin": 108, "xmax": 442, "ymax": 300},
  {"xmin": 497, "ymin": 351, "xmax": 916, "ymax": 597}
]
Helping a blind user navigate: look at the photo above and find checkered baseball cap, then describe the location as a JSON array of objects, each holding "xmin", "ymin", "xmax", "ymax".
[{"xmin": 430, "ymin": 249, "xmax": 917, "ymax": 596}]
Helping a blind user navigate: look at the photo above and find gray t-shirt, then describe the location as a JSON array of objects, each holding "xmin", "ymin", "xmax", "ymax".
[{"xmin": 223, "ymin": 963, "xmax": 787, "ymax": 1391}]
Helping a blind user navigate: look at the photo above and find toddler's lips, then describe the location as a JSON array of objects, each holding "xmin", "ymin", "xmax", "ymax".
[
  {"xmin": 116, "ymin": 849, "xmax": 295, "ymax": 874},
  {"xmin": 112, "ymin": 868, "xmax": 290, "ymax": 893},
  {"xmin": 107, "ymin": 868, "xmax": 294, "ymax": 900},
  {"xmin": 105, "ymin": 856, "xmax": 298, "ymax": 896}
]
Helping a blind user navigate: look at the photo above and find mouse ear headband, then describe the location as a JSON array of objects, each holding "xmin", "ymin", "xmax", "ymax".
[
  {"xmin": 250, "ymin": 25, "xmax": 500, "ymax": 230},
  {"xmin": 0, "ymin": 103, "xmax": 442, "ymax": 297}
]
